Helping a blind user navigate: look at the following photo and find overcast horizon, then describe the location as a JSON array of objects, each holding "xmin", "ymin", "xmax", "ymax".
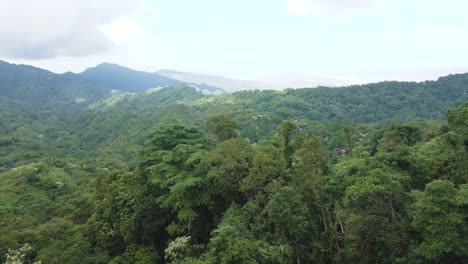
[{"xmin": 1, "ymin": 0, "xmax": 467, "ymax": 84}]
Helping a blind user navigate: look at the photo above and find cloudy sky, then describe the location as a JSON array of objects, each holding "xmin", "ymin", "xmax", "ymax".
[{"xmin": 0, "ymin": 0, "xmax": 467, "ymax": 83}]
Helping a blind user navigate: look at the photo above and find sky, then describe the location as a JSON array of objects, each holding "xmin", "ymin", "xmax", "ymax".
[{"xmin": 0, "ymin": 0, "xmax": 467, "ymax": 83}]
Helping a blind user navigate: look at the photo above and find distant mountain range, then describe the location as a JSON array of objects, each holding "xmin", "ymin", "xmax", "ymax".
[
  {"xmin": 0, "ymin": 60, "xmax": 365, "ymax": 105},
  {"xmin": 0, "ymin": 60, "xmax": 225, "ymax": 106},
  {"xmin": 0, "ymin": 60, "xmax": 109, "ymax": 105},
  {"xmin": 0, "ymin": 59, "xmax": 363, "ymax": 102},
  {"xmin": 1, "ymin": 59, "xmax": 468, "ymax": 113},
  {"xmin": 79, "ymin": 63, "xmax": 177, "ymax": 93},
  {"xmin": 77, "ymin": 63, "xmax": 221, "ymax": 94},
  {"xmin": 1, "ymin": 58, "xmax": 467, "ymax": 149},
  {"xmin": 156, "ymin": 70, "xmax": 356, "ymax": 91},
  {"xmin": 157, "ymin": 69, "xmax": 273, "ymax": 92}
]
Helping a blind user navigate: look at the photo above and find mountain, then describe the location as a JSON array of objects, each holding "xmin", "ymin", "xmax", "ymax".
[
  {"xmin": 73, "ymin": 73, "xmax": 468, "ymax": 152},
  {"xmin": 157, "ymin": 69, "xmax": 271, "ymax": 92},
  {"xmin": 0, "ymin": 60, "xmax": 224, "ymax": 110},
  {"xmin": 1, "ymin": 61, "xmax": 467, "ymax": 263},
  {"xmin": 256, "ymin": 72, "xmax": 360, "ymax": 88},
  {"xmin": 157, "ymin": 69, "xmax": 358, "ymax": 91},
  {"xmin": 0, "ymin": 60, "xmax": 109, "ymax": 106},
  {"xmin": 80, "ymin": 63, "xmax": 224, "ymax": 93},
  {"xmin": 79, "ymin": 63, "xmax": 177, "ymax": 93}
]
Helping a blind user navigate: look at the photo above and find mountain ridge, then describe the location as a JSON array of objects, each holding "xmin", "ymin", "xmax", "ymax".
[
  {"xmin": 0, "ymin": 60, "xmax": 224, "ymax": 108},
  {"xmin": 79, "ymin": 63, "xmax": 223, "ymax": 93},
  {"xmin": 1, "ymin": 59, "xmax": 468, "ymax": 110},
  {"xmin": 78, "ymin": 62, "xmax": 178, "ymax": 93},
  {"xmin": 0, "ymin": 60, "xmax": 110, "ymax": 106}
]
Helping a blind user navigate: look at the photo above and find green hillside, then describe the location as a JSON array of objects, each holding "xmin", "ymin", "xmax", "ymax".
[
  {"xmin": 0, "ymin": 66, "xmax": 467, "ymax": 263},
  {"xmin": 79, "ymin": 63, "xmax": 223, "ymax": 93},
  {"xmin": 0, "ymin": 60, "xmax": 110, "ymax": 106},
  {"xmin": 70, "ymin": 75, "xmax": 468, "ymax": 167}
]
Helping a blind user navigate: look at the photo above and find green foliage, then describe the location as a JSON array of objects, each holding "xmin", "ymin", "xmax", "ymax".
[
  {"xmin": 0, "ymin": 60, "xmax": 109, "ymax": 106},
  {"xmin": 164, "ymin": 236, "xmax": 204, "ymax": 263},
  {"xmin": 206, "ymin": 114, "xmax": 238, "ymax": 142},
  {"xmin": 240, "ymin": 145, "xmax": 287, "ymax": 200},
  {"xmin": 4, "ymin": 243, "xmax": 37, "ymax": 264},
  {"xmin": 204, "ymin": 205, "xmax": 293, "ymax": 264},
  {"xmin": 88, "ymin": 171, "xmax": 168, "ymax": 260},
  {"xmin": 410, "ymin": 104, "xmax": 468, "ymax": 186},
  {"xmin": 410, "ymin": 180, "xmax": 468, "ymax": 262},
  {"xmin": 337, "ymin": 169, "xmax": 410, "ymax": 263},
  {"xmin": 199, "ymin": 138, "xmax": 254, "ymax": 206},
  {"xmin": 109, "ymin": 244, "xmax": 160, "ymax": 264},
  {"xmin": 0, "ymin": 72, "xmax": 467, "ymax": 263},
  {"xmin": 140, "ymin": 125, "xmax": 212, "ymax": 238},
  {"xmin": 281, "ymin": 121, "xmax": 297, "ymax": 167}
]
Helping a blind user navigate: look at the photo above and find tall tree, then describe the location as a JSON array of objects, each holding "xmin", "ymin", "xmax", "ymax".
[
  {"xmin": 206, "ymin": 114, "xmax": 238, "ymax": 142},
  {"xmin": 410, "ymin": 180, "xmax": 468, "ymax": 262},
  {"xmin": 337, "ymin": 169, "xmax": 410, "ymax": 263},
  {"xmin": 281, "ymin": 121, "xmax": 297, "ymax": 168},
  {"xmin": 295, "ymin": 136, "xmax": 328, "ymax": 232},
  {"xmin": 198, "ymin": 138, "xmax": 254, "ymax": 214},
  {"xmin": 139, "ymin": 125, "xmax": 213, "ymax": 239}
]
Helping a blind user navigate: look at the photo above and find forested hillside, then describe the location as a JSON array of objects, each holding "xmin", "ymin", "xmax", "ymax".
[
  {"xmin": 0, "ymin": 60, "xmax": 110, "ymax": 106},
  {"xmin": 0, "ymin": 69, "xmax": 467, "ymax": 263},
  {"xmin": 69, "ymin": 73, "xmax": 468, "ymax": 168},
  {"xmin": 79, "ymin": 63, "xmax": 223, "ymax": 94}
]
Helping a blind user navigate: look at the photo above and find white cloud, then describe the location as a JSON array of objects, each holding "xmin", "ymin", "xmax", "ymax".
[
  {"xmin": 0, "ymin": 0, "xmax": 139, "ymax": 59},
  {"xmin": 100, "ymin": 15, "xmax": 161, "ymax": 50}
]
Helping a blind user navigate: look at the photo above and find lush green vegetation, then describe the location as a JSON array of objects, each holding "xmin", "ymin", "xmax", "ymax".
[{"xmin": 0, "ymin": 69, "xmax": 467, "ymax": 263}]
